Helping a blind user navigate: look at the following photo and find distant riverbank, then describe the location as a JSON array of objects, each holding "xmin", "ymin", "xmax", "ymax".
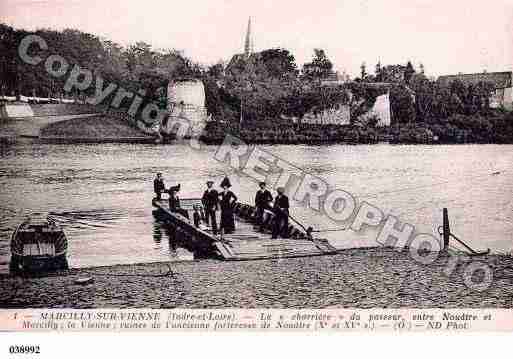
[
  {"xmin": 4, "ymin": 110, "xmax": 511, "ymax": 145},
  {"xmin": 1, "ymin": 248, "xmax": 513, "ymax": 308},
  {"xmin": 199, "ymin": 112, "xmax": 513, "ymax": 145}
]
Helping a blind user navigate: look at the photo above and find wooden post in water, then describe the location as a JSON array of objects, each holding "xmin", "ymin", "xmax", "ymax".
[{"xmin": 442, "ymin": 208, "xmax": 450, "ymax": 250}]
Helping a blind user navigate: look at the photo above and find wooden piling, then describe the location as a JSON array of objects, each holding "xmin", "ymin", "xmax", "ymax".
[{"xmin": 442, "ymin": 208, "xmax": 450, "ymax": 250}]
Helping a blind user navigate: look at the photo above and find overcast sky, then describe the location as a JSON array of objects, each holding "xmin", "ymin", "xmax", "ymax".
[{"xmin": 1, "ymin": 0, "xmax": 512, "ymax": 77}]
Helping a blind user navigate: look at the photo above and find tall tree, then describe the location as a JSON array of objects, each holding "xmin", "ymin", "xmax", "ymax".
[
  {"xmin": 390, "ymin": 85, "xmax": 416, "ymax": 124},
  {"xmin": 379, "ymin": 64, "xmax": 406, "ymax": 83},
  {"xmin": 260, "ymin": 48, "xmax": 298, "ymax": 78},
  {"xmin": 207, "ymin": 61, "xmax": 225, "ymax": 80},
  {"xmin": 302, "ymin": 49, "xmax": 334, "ymax": 80},
  {"xmin": 360, "ymin": 62, "xmax": 367, "ymax": 80},
  {"xmin": 375, "ymin": 61, "xmax": 382, "ymax": 82},
  {"xmin": 404, "ymin": 61, "xmax": 415, "ymax": 84}
]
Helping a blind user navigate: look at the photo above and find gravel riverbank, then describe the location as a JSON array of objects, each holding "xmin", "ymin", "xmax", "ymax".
[{"xmin": 2, "ymin": 248, "xmax": 513, "ymax": 308}]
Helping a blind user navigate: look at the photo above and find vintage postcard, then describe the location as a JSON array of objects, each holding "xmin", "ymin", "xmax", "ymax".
[{"xmin": 1, "ymin": 0, "xmax": 513, "ymax": 341}]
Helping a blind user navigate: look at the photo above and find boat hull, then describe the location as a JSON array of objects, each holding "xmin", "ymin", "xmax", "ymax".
[
  {"xmin": 10, "ymin": 253, "xmax": 68, "ymax": 273},
  {"xmin": 10, "ymin": 215, "xmax": 69, "ymax": 274}
]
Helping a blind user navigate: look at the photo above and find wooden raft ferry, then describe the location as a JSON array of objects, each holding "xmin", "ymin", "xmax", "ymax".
[{"xmin": 152, "ymin": 198, "xmax": 338, "ymax": 260}]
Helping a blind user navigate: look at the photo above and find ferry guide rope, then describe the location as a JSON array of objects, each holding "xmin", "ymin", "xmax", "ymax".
[
  {"xmin": 312, "ymin": 228, "xmax": 348, "ymax": 233},
  {"xmin": 360, "ymin": 170, "xmax": 506, "ymax": 200},
  {"xmin": 295, "ymin": 170, "xmax": 506, "ymax": 234},
  {"xmin": 287, "ymin": 213, "xmax": 347, "ymax": 234}
]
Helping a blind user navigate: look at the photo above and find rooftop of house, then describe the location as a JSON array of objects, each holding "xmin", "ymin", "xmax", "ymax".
[{"xmin": 437, "ymin": 71, "xmax": 512, "ymax": 89}]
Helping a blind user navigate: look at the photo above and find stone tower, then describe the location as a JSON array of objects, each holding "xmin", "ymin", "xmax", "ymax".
[{"xmin": 244, "ymin": 17, "xmax": 253, "ymax": 57}]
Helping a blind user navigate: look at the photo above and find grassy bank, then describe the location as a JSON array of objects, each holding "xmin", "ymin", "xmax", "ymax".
[
  {"xmin": 40, "ymin": 115, "xmax": 153, "ymax": 142},
  {"xmin": 1, "ymin": 248, "xmax": 513, "ymax": 308},
  {"xmin": 199, "ymin": 110, "xmax": 513, "ymax": 145}
]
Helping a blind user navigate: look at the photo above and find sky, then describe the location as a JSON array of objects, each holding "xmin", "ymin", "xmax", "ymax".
[{"xmin": 1, "ymin": 0, "xmax": 512, "ymax": 77}]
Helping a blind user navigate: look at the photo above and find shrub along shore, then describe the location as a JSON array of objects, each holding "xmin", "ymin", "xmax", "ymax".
[
  {"xmin": 36, "ymin": 110, "xmax": 513, "ymax": 145},
  {"xmin": 200, "ymin": 111, "xmax": 513, "ymax": 145}
]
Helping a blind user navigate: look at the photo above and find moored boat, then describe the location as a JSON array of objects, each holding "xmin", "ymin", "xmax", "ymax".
[{"xmin": 10, "ymin": 213, "xmax": 69, "ymax": 273}]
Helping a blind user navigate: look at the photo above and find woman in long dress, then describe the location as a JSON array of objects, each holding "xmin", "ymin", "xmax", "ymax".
[{"xmin": 219, "ymin": 177, "xmax": 237, "ymax": 234}]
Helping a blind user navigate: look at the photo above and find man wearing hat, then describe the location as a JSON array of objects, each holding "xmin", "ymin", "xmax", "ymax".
[
  {"xmin": 202, "ymin": 180, "xmax": 219, "ymax": 235},
  {"xmin": 168, "ymin": 184, "xmax": 189, "ymax": 219},
  {"xmin": 272, "ymin": 187, "xmax": 290, "ymax": 239},
  {"xmin": 254, "ymin": 181, "xmax": 273, "ymax": 232},
  {"xmin": 153, "ymin": 173, "xmax": 166, "ymax": 200}
]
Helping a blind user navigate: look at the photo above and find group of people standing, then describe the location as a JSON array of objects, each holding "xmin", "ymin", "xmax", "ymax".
[
  {"xmin": 154, "ymin": 174, "xmax": 238, "ymax": 236},
  {"xmin": 201, "ymin": 177, "xmax": 237, "ymax": 236},
  {"xmin": 254, "ymin": 182, "xmax": 290, "ymax": 239},
  {"xmin": 153, "ymin": 173, "xmax": 290, "ymax": 239}
]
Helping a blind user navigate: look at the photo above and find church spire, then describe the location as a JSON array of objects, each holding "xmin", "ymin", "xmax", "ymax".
[{"xmin": 244, "ymin": 17, "xmax": 253, "ymax": 57}]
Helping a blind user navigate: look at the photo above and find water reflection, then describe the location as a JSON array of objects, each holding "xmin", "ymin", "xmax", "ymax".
[
  {"xmin": 152, "ymin": 215, "xmax": 163, "ymax": 245},
  {"xmin": 0, "ymin": 141, "xmax": 512, "ymax": 272},
  {"xmin": 152, "ymin": 209, "xmax": 176, "ymax": 251},
  {"xmin": 152, "ymin": 209, "xmax": 194, "ymax": 260}
]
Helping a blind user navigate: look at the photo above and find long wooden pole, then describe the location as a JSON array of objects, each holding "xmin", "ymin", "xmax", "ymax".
[{"xmin": 442, "ymin": 208, "xmax": 450, "ymax": 250}]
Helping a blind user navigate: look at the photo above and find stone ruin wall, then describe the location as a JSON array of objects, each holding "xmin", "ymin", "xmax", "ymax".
[{"xmin": 163, "ymin": 80, "xmax": 210, "ymax": 137}]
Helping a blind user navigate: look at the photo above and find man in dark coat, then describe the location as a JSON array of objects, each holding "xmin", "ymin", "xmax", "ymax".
[
  {"xmin": 219, "ymin": 177, "xmax": 237, "ymax": 234},
  {"xmin": 202, "ymin": 180, "xmax": 219, "ymax": 235},
  {"xmin": 153, "ymin": 173, "xmax": 165, "ymax": 200},
  {"xmin": 272, "ymin": 187, "xmax": 290, "ymax": 239},
  {"xmin": 168, "ymin": 184, "xmax": 189, "ymax": 219},
  {"xmin": 254, "ymin": 181, "xmax": 273, "ymax": 232}
]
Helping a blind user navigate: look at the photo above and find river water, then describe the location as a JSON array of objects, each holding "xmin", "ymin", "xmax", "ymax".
[{"xmin": 1, "ymin": 140, "xmax": 512, "ymax": 273}]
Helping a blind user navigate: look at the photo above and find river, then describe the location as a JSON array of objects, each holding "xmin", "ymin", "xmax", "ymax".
[{"xmin": 1, "ymin": 140, "xmax": 512, "ymax": 273}]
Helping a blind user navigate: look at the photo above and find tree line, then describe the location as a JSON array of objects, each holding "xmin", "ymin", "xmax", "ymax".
[
  {"xmin": 2, "ymin": 23, "xmax": 512, "ymax": 143},
  {"xmin": 0, "ymin": 23, "xmax": 200, "ymax": 107}
]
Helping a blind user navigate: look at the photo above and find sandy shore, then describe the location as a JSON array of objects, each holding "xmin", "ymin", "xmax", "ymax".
[{"xmin": 1, "ymin": 248, "xmax": 513, "ymax": 308}]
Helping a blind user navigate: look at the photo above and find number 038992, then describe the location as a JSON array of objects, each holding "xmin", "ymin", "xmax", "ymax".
[{"xmin": 9, "ymin": 345, "xmax": 41, "ymax": 354}]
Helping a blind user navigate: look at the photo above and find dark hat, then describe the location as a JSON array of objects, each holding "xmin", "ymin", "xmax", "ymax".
[
  {"xmin": 157, "ymin": 172, "xmax": 162, "ymax": 176},
  {"xmin": 220, "ymin": 177, "xmax": 232, "ymax": 188},
  {"xmin": 206, "ymin": 180, "xmax": 214, "ymax": 185},
  {"xmin": 259, "ymin": 181, "xmax": 266, "ymax": 187}
]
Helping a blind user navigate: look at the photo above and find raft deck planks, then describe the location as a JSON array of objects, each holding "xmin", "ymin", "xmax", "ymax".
[{"xmin": 152, "ymin": 198, "xmax": 338, "ymax": 261}]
